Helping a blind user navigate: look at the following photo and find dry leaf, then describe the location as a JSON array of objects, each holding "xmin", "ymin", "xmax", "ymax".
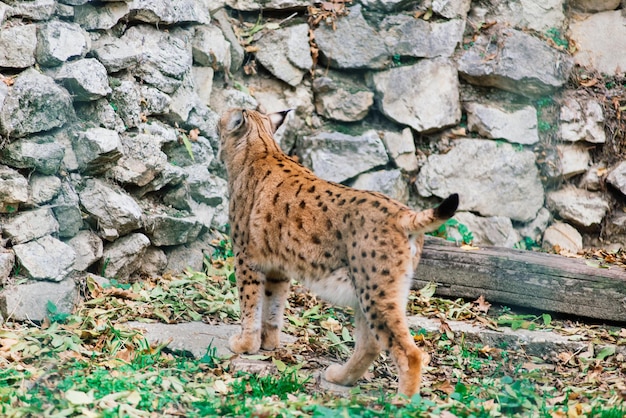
[
  {"xmin": 473, "ymin": 295, "xmax": 491, "ymax": 313},
  {"xmin": 189, "ymin": 128, "xmax": 200, "ymax": 141},
  {"xmin": 433, "ymin": 380, "xmax": 455, "ymax": 394}
]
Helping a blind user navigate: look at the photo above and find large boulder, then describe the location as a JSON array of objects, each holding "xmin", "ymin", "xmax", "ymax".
[
  {"xmin": 0, "ymin": 165, "xmax": 28, "ymax": 213},
  {"xmin": 0, "ymin": 136, "xmax": 64, "ymax": 175},
  {"xmin": 0, "ymin": 69, "xmax": 72, "ymax": 138},
  {"xmin": 569, "ymin": 11, "xmax": 626, "ymax": 75},
  {"xmin": 255, "ymin": 24, "xmax": 312, "ymax": 87},
  {"xmin": 54, "ymin": 58, "xmax": 112, "ymax": 101},
  {"xmin": 299, "ymin": 130, "xmax": 389, "ymax": 183},
  {"xmin": 2, "ymin": 208, "xmax": 59, "ymax": 245},
  {"xmin": 370, "ymin": 58, "xmax": 461, "ymax": 132},
  {"xmin": 546, "ymin": 187, "xmax": 609, "ymax": 228},
  {"xmin": 13, "ymin": 235, "xmax": 76, "ymax": 282},
  {"xmin": 381, "ymin": 15, "xmax": 464, "ymax": 58},
  {"xmin": 98, "ymin": 233, "xmax": 151, "ymax": 280},
  {"xmin": 0, "ymin": 278, "xmax": 78, "ymax": 322},
  {"xmin": 416, "ymin": 138, "xmax": 544, "ymax": 222},
  {"xmin": 458, "ymin": 26, "xmax": 572, "ymax": 97},
  {"xmin": 465, "ymin": 102, "xmax": 539, "ymax": 145},
  {"xmin": 78, "ymin": 179, "xmax": 143, "ymax": 241},
  {"xmin": 35, "ymin": 21, "xmax": 90, "ymax": 67},
  {"xmin": 314, "ymin": 5, "xmax": 389, "ymax": 70},
  {"xmin": 0, "ymin": 24, "xmax": 37, "ymax": 68}
]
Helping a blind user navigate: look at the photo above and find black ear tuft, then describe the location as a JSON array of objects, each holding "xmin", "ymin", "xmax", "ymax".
[
  {"xmin": 435, "ymin": 193, "xmax": 459, "ymax": 219},
  {"xmin": 268, "ymin": 109, "xmax": 292, "ymax": 133}
]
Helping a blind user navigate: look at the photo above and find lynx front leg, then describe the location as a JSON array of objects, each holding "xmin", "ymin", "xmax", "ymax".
[
  {"xmin": 325, "ymin": 308, "xmax": 381, "ymax": 386},
  {"xmin": 261, "ymin": 276, "xmax": 290, "ymax": 350},
  {"xmin": 229, "ymin": 256, "xmax": 265, "ymax": 354}
]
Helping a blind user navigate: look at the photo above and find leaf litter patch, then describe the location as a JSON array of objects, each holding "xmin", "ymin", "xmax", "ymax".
[{"xmin": 0, "ymin": 249, "xmax": 624, "ymax": 417}]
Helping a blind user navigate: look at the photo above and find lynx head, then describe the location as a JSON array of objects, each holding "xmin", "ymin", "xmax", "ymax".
[{"xmin": 217, "ymin": 108, "xmax": 290, "ymax": 169}]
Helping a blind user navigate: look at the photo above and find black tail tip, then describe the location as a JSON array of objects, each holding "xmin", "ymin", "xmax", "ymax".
[{"xmin": 436, "ymin": 193, "xmax": 459, "ymax": 219}]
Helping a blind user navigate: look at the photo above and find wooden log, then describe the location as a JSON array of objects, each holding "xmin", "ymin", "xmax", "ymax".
[{"xmin": 414, "ymin": 237, "xmax": 626, "ymax": 323}]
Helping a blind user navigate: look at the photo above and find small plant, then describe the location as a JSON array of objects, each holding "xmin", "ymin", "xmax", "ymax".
[
  {"xmin": 428, "ymin": 218, "xmax": 474, "ymax": 245},
  {"xmin": 46, "ymin": 301, "xmax": 71, "ymax": 324},
  {"xmin": 546, "ymin": 27, "xmax": 568, "ymax": 49}
]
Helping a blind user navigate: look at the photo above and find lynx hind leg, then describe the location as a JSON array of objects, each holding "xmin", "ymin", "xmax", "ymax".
[
  {"xmin": 261, "ymin": 276, "xmax": 290, "ymax": 350},
  {"xmin": 229, "ymin": 257, "xmax": 265, "ymax": 354},
  {"xmin": 357, "ymin": 267, "xmax": 427, "ymax": 396},
  {"xmin": 325, "ymin": 308, "xmax": 381, "ymax": 387}
]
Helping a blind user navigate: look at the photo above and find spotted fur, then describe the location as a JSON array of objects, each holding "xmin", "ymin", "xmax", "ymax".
[{"xmin": 218, "ymin": 108, "xmax": 459, "ymax": 396}]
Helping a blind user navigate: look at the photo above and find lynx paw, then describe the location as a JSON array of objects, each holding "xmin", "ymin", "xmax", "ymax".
[
  {"xmin": 261, "ymin": 330, "xmax": 280, "ymax": 351},
  {"xmin": 229, "ymin": 333, "xmax": 261, "ymax": 354},
  {"xmin": 324, "ymin": 364, "xmax": 350, "ymax": 386}
]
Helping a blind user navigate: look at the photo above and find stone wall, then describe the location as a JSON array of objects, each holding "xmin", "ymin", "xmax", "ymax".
[{"xmin": 1, "ymin": 0, "xmax": 625, "ymax": 320}]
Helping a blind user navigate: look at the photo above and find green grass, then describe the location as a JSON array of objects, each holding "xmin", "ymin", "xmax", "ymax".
[{"xmin": 0, "ymin": 236, "xmax": 623, "ymax": 417}]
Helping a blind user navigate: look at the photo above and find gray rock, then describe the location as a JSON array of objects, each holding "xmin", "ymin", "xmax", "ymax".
[
  {"xmin": 164, "ymin": 136, "xmax": 214, "ymax": 168},
  {"xmin": 226, "ymin": 0, "xmax": 310, "ymax": 11},
  {"xmin": 465, "ymin": 102, "xmax": 539, "ymax": 145},
  {"xmin": 570, "ymin": 0, "xmax": 620, "ymax": 11},
  {"xmin": 0, "ymin": 69, "xmax": 72, "ymax": 138},
  {"xmin": 358, "ymin": 0, "xmax": 419, "ymax": 12},
  {"xmin": 452, "ymin": 212, "xmax": 521, "ymax": 248},
  {"xmin": 416, "ymin": 138, "xmax": 544, "ymax": 222},
  {"xmin": 212, "ymin": 8, "xmax": 245, "ymax": 72},
  {"xmin": 191, "ymin": 66, "xmax": 214, "ymax": 106},
  {"xmin": 458, "ymin": 26, "xmax": 572, "ymax": 97},
  {"xmin": 55, "ymin": 59, "xmax": 111, "ymax": 101},
  {"xmin": 313, "ymin": 72, "xmax": 374, "ymax": 122},
  {"xmin": 256, "ymin": 24, "xmax": 312, "ymax": 86},
  {"xmin": 209, "ymin": 87, "xmax": 258, "ymax": 117},
  {"xmin": 138, "ymin": 246, "xmax": 167, "ymax": 277},
  {"xmin": 51, "ymin": 181, "xmax": 83, "ymax": 238},
  {"xmin": 13, "ymin": 235, "xmax": 76, "ymax": 281},
  {"xmin": 381, "ymin": 16, "xmax": 464, "ymax": 58},
  {"xmin": 185, "ymin": 167, "xmax": 228, "ymax": 207},
  {"xmin": 129, "ymin": 0, "xmax": 211, "ymax": 25},
  {"xmin": 0, "ymin": 165, "xmax": 28, "ymax": 213},
  {"xmin": 370, "ymin": 58, "xmax": 461, "ymax": 132},
  {"xmin": 28, "ymin": 174, "xmax": 62, "ymax": 206},
  {"xmin": 111, "ymin": 133, "xmax": 168, "ymax": 187},
  {"xmin": 55, "ymin": 3, "xmax": 74, "ymax": 18},
  {"xmin": 163, "ymin": 232, "xmax": 213, "ymax": 273},
  {"xmin": 315, "ymin": 5, "xmax": 389, "ymax": 70},
  {"xmin": 300, "ymin": 130, "xmax": 389, "ymax": 183},
  {"xmin": 569, "ymin": 11, "xmax": 626, "ymax": 75},
  {"xmin": 0, "ymin": 278, "xmax": 78, "ymax": 322},
  {"xmin": 4, "ymin": 0, "xmax": 56, "ymax": 21},
  {"xmin": 192, "ymin": 25, "xmax": 231, "ymax": 71},
  {"xmin": 167, "ymin": 73, "xmax": 197, "ymax": 124},
  {"xmin": 484, "ymin": 0, "xmax": 566, "ymax": 33},
  {"xmin": 139, "ymin": 85, "xmax": 171, "ymax": 116},
  {"xmin": 606, "ymin": 161, "xmax": 626, "ymax": 196},
  {"xmin": 516, "ymin": 207, "xmax": 551, "ymax": 243},
  {"xmin": 579, "ymin": 164, "xmax": 606, "ymax": 192},
  {"xmin": 67, "ymin": 230, "xmax": 103, "ymax": 271},
  {"xmin": 144, "ymin": 214, "xmax": 203, "ymax": 246},
  {"xmin": 110, "ymin": 80, "xmax": 142, "ymax": 129},
  {"xmin": 35, "ymin": 21, "xmax": 89, "ymax": 67},
  {"xmin": 99, "ymin": 233, "xmax": 151, "ymax": 280},
  {"xmin": 137, "ymin": 163, "xmax": 187, "ymax": 198},
  {"xmin": 432, "ymin": 0, "xmax": 471, "ymax": 18},
  {"xmin": 546, "ymin": 187, "xmax": 609, "ymax": 228},
  {"xmin": 79, "ymin": 179, "xmax": 143, "ymax": 241},
  {"xmin": 542, "ymin": 222, "xmax": 583, "ymax": 253},
  {"xmin": 0, "ymin": 249, "xmax": 14, "ymax": 285},
  {"xmin": 72, "ymin": 127, "xmax": 123, "ymax": 175},
  {"xmin": 352, "ymin": 169, "xmax": 409, "ymax": 203},
  {"xmin": 559, "ymin": 95, "xmax": 606, "ymax": 143},
  {"xmin": 93, "ymin": 25, "xmax": 191, "ymax": 93},
  {"xmin": 186, "ymin": 104, "xmax": 220, "ymax": 146},
  {"xmin": 2, "ymin": 208, "xmax": 59, "ymax": 245},
  {"xmin": 75, "ymin": 99, "xmax": 125, "ymax": 132},
  {"xmin": 381, "ymin": 129, "xmax": 418, "ymax": 172},
  {"xmin": 74, "ymin": 2, "xmax": 130, "ymax": 30},
  {"xmin": 0, "ymin": 136, "xmax": 64, "ymax": 175},
  {"xmin": 0, "ymin": 24, "xmax": 36, "ymax": 68},
  {"xmin": 556, "ymin": 144, "xmax": 590, "ymax": 179}
]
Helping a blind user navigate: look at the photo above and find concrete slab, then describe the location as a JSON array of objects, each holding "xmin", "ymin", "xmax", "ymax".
[{"xmin": 126, "ymin": 321, "xmax": 296, "ymax": 359}]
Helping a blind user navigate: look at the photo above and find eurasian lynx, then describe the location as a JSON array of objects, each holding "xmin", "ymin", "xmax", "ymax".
[{"xmin": 218, "ymin": 108, "xmax": 458, "ymax": 396}]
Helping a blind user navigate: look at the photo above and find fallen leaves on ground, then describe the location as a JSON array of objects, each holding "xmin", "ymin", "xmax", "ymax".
[{"xmin": 0, "ymin": 255, "xmax": 624, "ymax": 416}]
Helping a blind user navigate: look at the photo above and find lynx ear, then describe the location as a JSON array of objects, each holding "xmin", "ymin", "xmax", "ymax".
[
  {"xmin": 268, "ymin": 110, "xmax": 291, "ymax": 133},
  {"xmin": 225, "ymin": 109, "xmax": 245, "ymax": 133}
]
